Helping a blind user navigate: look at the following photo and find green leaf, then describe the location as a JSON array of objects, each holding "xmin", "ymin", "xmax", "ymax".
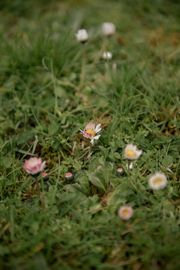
[{"xmin": 88, "ymin": 173, "xmax": 105, "ymax": 191}]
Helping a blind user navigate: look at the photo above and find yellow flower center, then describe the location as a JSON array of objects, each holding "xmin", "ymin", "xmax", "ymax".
[
  {"xmin": 153, "ymin": 177, "xmax": 163, "ymax": 185},
  {"xmin": 126, "ymin": 150, "xmax": 136, "ymax": 158},
  {"xmin": 121, "ymin": 209, "xmax": 130, "ymax": 217},
  {"xmin": 86, "ymin": 129, "xmax": 96, "ymax": 137}
]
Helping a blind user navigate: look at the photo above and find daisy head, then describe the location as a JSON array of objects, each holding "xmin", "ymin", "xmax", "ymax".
[
  {"xmin": 102, "ymin": 22, "xmax": 116, "ymax": 36},
  {"xmin": 148, "ymin": 172, "xmax": 167, "ymax": 190},
  {"xmin": 23, "ymin": 157, "xmax": 46, "ymax": 175},
  {"xmin": 118, "ymin": 205, "xmax": 134, "ymax": 221},
  {"xmin": 80, "ymin": 122, "xmax": 102, "ymax": 145},
  {"xmin": 124, "ymin": 144, "xmax": 142, "ymax": 160},
  {"xmin": 76, "ymin": 29, "xmax": 88, "ymax": 43},
  {"xmin": 65, "ymin": 172, "xmax": 74, "ymax": 181}
]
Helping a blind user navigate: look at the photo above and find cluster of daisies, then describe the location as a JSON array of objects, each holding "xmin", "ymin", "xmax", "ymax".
[
  {"xmin": 23, "ymin": 120, "xmax": 168, "ymax": 221},
  {"xmin": 76, "ymin": 22, "xmax": 115, "ymax": 60},
  {"xmin": 119, "ymin": 143, "xmax": 167, "ymax": 220},
  {"xmin": 23, "ymin": 22, "xmax": 168, "ymax": 222}
]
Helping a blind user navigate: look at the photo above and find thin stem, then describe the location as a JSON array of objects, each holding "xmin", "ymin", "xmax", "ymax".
[{"xmin": 79, "ymin": 44, "xmax": 86, "ymax": 89}]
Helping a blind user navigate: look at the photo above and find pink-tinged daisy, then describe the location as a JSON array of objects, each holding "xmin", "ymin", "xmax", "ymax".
[
  {"xmin": 23, "ymin": 157, "xmax": 46, "ymax": 175},
  {"xmin": 124, "ymin": 144, "xmax": 142, "ymax": 160},
  {"xmin": 148, "ymin": 172, "xmax": 167, "ymax": 190},
  {"xmin": 80, "ymin": 122, "xmax": 102, "ymax": 145},
  {"xmin": 118, "ymin": 205, "xmax": 134, "ymax": 220},
  {"xmin": 102, "ymin": 22, "xmax": 116, "ymax": 36},
  {"xmin": 64, "ymin": 172, "xmax": 74, "ymax": 181}
]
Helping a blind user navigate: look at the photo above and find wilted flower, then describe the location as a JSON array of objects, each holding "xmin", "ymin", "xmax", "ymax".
[
  {"xmin": 23, "ymin": 157, "xmax": 46, "ymax": 175},
  {"xmin": 102, "ymin": 51, "xmax": 112, "ymax": 60},
  {"xmin": 118, "ymin": 205, "xmax": 134, "ymax": 220},
  {"xmin": 148, "ymin": 172, "xmax": 167, "ymax": 190},
  {"xmin": 65, "ymin": 172, "xmax": 74, "ymax": 181},
  {"xmin": 102, "ymin": 22, "xmax": 116, "ymax": 36},
  {"xmin": 124, "ymin": 144, "xmax": 142, "ymax": 160},
  {"xmin": 76, "ymin": 29, "xmax": 88, "ymax": 43},
  {"xmin": 80, "ymin": 122, "xmax": 102, "ymax": 144}
]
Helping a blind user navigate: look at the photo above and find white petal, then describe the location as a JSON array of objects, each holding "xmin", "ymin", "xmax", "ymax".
[
  {"xmin": 94, "ymin": 135, "xmax": 101, "ymax": 140},
  {"xmin": 90, "ymin": 138, "xmax": 95, "ymax": 145},
  {"xmin": 137, "ymin": 149, "xmax": 142, "ymax": 157},
  {"xmin": 85, "ymin": 122, "xmax": 96, "ymax": 130},
  {"xmin": 40, "ymin": 161, "xmax": 46, "ymax": 172},
  {"xmin": 95, "ymin": 124, "xmax": 101, "ymax": 133},
  {"xmin": 129, "ymin": 162, "xmax": 134, "ymax": 170}
]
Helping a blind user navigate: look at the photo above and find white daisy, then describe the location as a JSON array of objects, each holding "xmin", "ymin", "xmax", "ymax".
[
  {"xmin": 124, "ymin": 144, "xmax": 142, "ymax": 160},
  {"xmin": 148, "ymin": 172, "xmax": 167, "ymax": 190},
  {"xmin": 80, "ymin": 122, "xmax": 102, "ymax": 145},
  {"xmin": 102, "ymin": 22, "xmax": 116, "ymax": 36},
  {"xmin": 76, "ymin": 29, "xmax": 88, "ymax": 43},
  {"xmin": 118, "ymin": 205, "xmax": 134, "ymax": 220}
]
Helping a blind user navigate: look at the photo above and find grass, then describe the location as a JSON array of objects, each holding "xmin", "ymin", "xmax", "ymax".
[{"xmin": 0, "ymin": 0, "xmax": 180, "ymax": 269}]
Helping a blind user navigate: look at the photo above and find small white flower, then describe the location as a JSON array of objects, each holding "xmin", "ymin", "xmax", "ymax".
[
  {"xmin": 124, "ymin": 144, "xmax": 142, "ymax": 160},
  {"xmin": 102, "ymin": 51, "xmax": 112, "ymax": 60},
  {"xmin": 116, "ymin": 166, "xmax": 124, "ymax": 176},
  {"xmin": 102, "ymin": 22, "xmax": 116, "ymax": 36},
  {"xmin": 148, "ymin": 172, "xmax": 168, "ymax": 190},
  {"xmin": 76, "ymin": 29, "xmax": 88, "ymax": 43},
  {"xmin": 80, "ymin": 122, "xmax": 102, "ymax": 144},
  {"xmin": 118, "ymin": 205, "xmax": 134, "ymax": 220}
]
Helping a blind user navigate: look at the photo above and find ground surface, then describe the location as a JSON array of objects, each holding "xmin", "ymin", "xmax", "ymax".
[{"xmin": 0, "ymin": 0, "xmax": 180, "ymax": 269}]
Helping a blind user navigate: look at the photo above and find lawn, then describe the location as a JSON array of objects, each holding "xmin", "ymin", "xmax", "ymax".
[{"xmin": 0, "ymin": 0, "xmax": 180, "ymax": 269}]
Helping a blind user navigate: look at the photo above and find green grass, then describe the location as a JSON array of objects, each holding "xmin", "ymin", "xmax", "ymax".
[{"xmin": 0, "ymin": 0, "xmax": 180, "ymax": 269}]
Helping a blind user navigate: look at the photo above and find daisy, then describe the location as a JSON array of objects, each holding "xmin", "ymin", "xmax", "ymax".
[
  {"xmin": 148, "ymin": 172, "xmax": 168, "ymax": 190},
  {"xmin": 23, "ymin": 157, "xmax": 46, "ymax": 175},
  {"xmin": 124, "ymin": 144, "xmax": 142, "ymax": 160},
  {"xmin": 65, "ymin": 172, "xmax": 74, "ymax": 181},
  {"xmin": 76, "ymin": 29, "xmax": 88, "ymax": 43},
  {"xmin": 80, "ymin": 122, "xmax": 102, "ymax": 145},
  {"xmin": 102, "ymin": 51, "xmax": 112, "ymax": 60},
  {"xmin": 118, "ymin": 205, "xmax": 134, "ymax": 220},
  {"xmin": 102, "ymin": 22, "xmax": 116, "ymax": 36}
]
